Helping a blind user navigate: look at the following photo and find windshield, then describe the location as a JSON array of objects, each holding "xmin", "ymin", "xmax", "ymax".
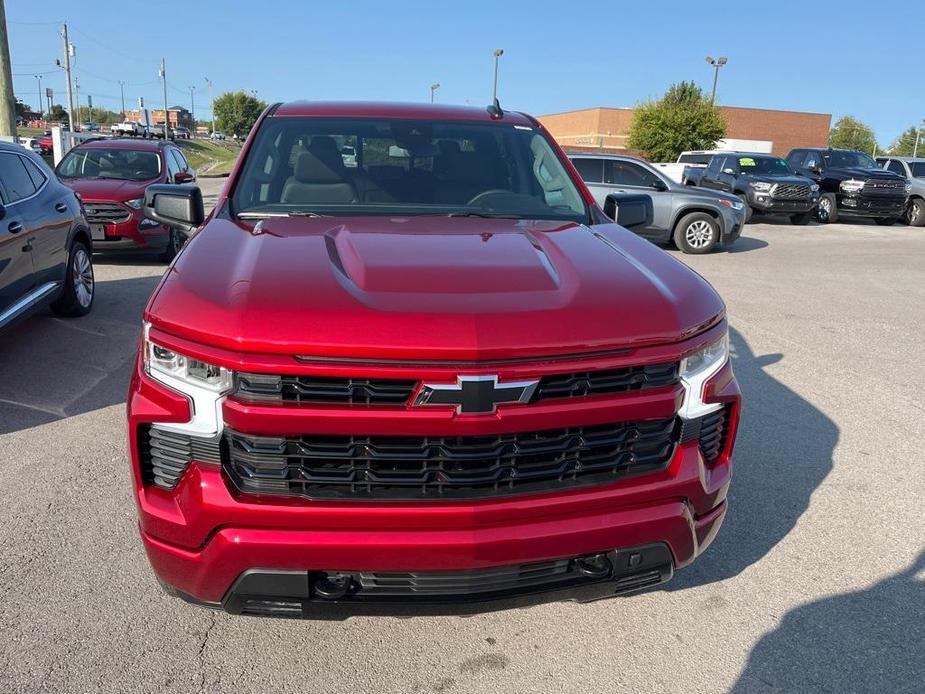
[
  {"xmin": 232, "ymin": 117, "xmax": 588, "ymax": 221},
  {"xmin": 57, "ymin": 148, "xmax": 161, "ymax": 181},
  {"xmin": 824, "ymin": 150, "xmax": 879, "ymax": 169},
  {"xmin": 737, "ymin": 156, "xmax": 793, "ymax": 176},
  {"xmin": 911, "ymin": 162, "xmax": 925, "ymax": 178},
  {"xmin": 677, "ymin": 153, "xmax": 713, "ymax": 164}
]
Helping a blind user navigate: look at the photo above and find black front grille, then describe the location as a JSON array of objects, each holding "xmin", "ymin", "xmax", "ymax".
[
  {"xmin": 224, "ymin": 418, "xmax": 678, "ymax": 500},
  {"xmin": 84, "ymin": 202, "xmax": 131, "ymax": 224},
  {"xmin": 234, "ymin": 362, "xmax": 679, "ymax": 407},
  {"xmin": 139, "ymin": 426, "xmax": 222, "ymax": 489},
  {"xmin": 772, "ymin": 183, "xmax": 811, "ymax": 199},
  {"xmin": 862, "ymin": 180, "xmax": 906, "ymax": 197},
  {"xmin": 698, "ymin": 407, "xmax": 730, "ymax": 464}
]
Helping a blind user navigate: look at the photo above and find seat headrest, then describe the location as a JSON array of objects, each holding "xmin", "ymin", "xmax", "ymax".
[
  {"xmin": 294, "ymin": 150, "xmax": 345, "ymax": 183},
  {"xmin": 308, "ymin": 136, "xmax": 344, "ymax": 168}
]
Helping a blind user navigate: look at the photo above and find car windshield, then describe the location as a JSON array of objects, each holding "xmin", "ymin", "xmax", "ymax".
[
  {"xmin": 910, "ymin": 162, "xmax": 925, "ymax": 178},
  {"xmin": 824, "ymin": 150, "xmax": 879, "ymax": 169},
  {"xmin": 737, "ymin": 156, "xmax": 793, "ymax": 175},
  {"xmin": 678, "ymin": 153, "xmax": 713, "ymax": 164},
  {"xmin": 232, "ymin": 117, "xmax": 588, "ymax": 222},
  {"xmin": 57, "ymin": 148, "xmax": 161, "ymax": 181}
]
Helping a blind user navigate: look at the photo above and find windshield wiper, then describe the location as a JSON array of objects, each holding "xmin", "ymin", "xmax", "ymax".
[
  {"xmin": 445, "ymin": 211, "xmax": 521, "ymax": 219},
  {"xmin": 237, "ymin": 210, "xmax": 328, "ymax": 219}
]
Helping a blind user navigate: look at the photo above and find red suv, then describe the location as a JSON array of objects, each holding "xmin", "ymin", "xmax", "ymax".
[
  {"xmin": 129, "ymin": 102, "xmax": 740, "ymax": 616},
  {"xmin": 57, "ymin": 139, "xmax": 196, "ymax": 260}
]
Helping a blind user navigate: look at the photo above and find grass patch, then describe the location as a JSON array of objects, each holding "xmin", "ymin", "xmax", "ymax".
[{"xmin": 177, "ymin": 139, "xmax": 240, "ymax": 175}]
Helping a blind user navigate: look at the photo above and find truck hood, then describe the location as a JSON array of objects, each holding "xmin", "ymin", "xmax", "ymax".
[
  {"xmin": 825, "ymin": 167, "xmax": 905, "ymax": 182},
  {"xmin": 147, "ymin": 216, "xmax": 724, "ymax": 361},
  {"xmin": 58, "ymin": 177, "xmax": 158, "ymax": 201},
  {"xmin": 741, "ymin": 174, "xmax": 814, "ymax": 186}
]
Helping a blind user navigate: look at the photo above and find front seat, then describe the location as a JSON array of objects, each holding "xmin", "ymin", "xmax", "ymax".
[{"xmin": 280, "ymin": 150, "xmax": 358, "ymax": 205}]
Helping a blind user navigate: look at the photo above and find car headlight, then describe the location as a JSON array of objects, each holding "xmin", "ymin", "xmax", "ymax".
[
  {"xmin": 716, "ymin": 198, "xmax": 744, "ymax": 211},
  {"xmin": 749, "ymin": 181, "xmax": 772, "ymax": 192},
  {"xmin": 125, "ymin": 197, "xmax": 145, "ymax": 209},
  {"xmin": 810, "ymin": 184, "xmax": 820, "ymax": 192},
  {"xmin": 679, "ymin": 332, "xmax": 729, "ymax": 419},
  {"xmin": 905, "ymin": 182, "xmax": 912, "ymax": 195},
  {"xmin": 840, "ymin": 179, "xmax": 865, "ymax": 194}
]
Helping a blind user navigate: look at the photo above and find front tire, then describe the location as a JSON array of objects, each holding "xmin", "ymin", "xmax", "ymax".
[
  {"xmin": 818, "ymin": 193, "xmax": 838, "ymax": 223},
  {"xmin": 674, "ymin": 212, "xmax": 720, "ymax": 254},
  {"xmin": 904, "ymin": 198, "xmax": 925, "ymax": 227},
  {"xmin": 160, "ymin": 228, "xmax": 186, "ymax": 262},
  {"xmin": 51, "ymin": 240, "xmax": 94, "ymax": 317}
]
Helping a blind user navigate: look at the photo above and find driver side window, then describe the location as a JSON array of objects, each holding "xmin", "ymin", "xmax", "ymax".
[{"xmin": 606, "ymin": 161, "xmax": 658, "ymax": 187}]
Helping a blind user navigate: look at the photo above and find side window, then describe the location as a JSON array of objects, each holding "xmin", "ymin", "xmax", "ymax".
[
  {"xmin": 606, "ymin": 161, "xmax": 659, "ymax": 187},
  {"xmin": 787, "ymin": 150, "xmax": 804, "ymax": 168},
  {"xmin": 165, "ymin": 150, "xmax": 182, "ymax": 179},
  {"xmin": 572, "ymin": 158, "xmax": 604, "ymax": 184},
  {"xmin": 0, "ymin": 152, "xmax": 38, "ymax": 202},
  {"xmin": 173, "ymin": 149, "xmax": 192, "ymax": 173},
  {"xmin": 887, "ymin": 160, "xmax": 907, "ymax": 177},
  {"xmin": 706, "ymin": 156, "xmax": 723, "ymax": 175},
  {"xmin": 21, "ymin": 156, "xmax": 48, "ymax": 190},
  {"xmin": 803, "ymin": 151, "xmax": 821, "ymax": 170}
]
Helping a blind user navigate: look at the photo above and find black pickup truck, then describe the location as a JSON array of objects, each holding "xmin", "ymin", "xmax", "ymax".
[
  {"xmin": 693, "ymin": 153, "xmax": 819, "ymax": 224},
  {"xmin": 786, "ymin": 148, "xmax": 909, "ymax": 224}
]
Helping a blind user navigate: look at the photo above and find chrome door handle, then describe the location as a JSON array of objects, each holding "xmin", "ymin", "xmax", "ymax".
[
  {"xmin": 55, "ymin": 202, "xmax": 69, "ymax": 213},
  {"xmin": 8, "ymin": 221, "xmax": 23, "ymax": 234}
]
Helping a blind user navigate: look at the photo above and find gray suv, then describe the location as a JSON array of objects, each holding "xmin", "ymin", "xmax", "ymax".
[
  {"xmin": 570, "ymin": 153, "xmax": 747, "ymax": 253},
  {"xmin": 876, "ymin": 157, "xmax": 925, "ymax": 227}
]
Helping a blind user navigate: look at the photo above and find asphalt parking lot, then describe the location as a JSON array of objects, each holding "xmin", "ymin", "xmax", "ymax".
[{"xmin": 1, "ymin": 185, "xmax": 923, "ymax": 692}]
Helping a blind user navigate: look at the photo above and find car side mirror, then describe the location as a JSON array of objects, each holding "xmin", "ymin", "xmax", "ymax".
[
  {"xmin": 143, "ymin": 184, "xmax": 204, "ymax": 231},
  {"xmin": 722, "ymin": 168, "xmax": 736, "ymax": 175},
  {"xmin": 173, "ymin": 171, "xmax": 195, "ymax": 184},
  {"xmin": 810, "ymin": 165, "xmax": 822, "ymax": 175},
  {"xmin": 603, "ymin": 192, "xmax": 653, "ymax": 229},
  {"xmin": 650, "ymin": 179, "xmax": 668, "ymax": 192}
]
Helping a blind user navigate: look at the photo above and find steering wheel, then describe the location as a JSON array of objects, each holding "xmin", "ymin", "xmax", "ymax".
[{"xmin": 466, "ymin": 189, "xmax": 513, "ymax": 207}]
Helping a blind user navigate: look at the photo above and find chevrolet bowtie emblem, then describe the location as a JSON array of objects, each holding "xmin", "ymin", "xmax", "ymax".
[{"xmin": 414, "ymin": 375, "xmax": 539, "ymax": 415}]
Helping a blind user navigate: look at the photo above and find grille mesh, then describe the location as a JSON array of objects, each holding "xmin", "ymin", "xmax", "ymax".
[
  {"xmin": 84, "ymin": 202, "xmax": 131, "ymax": 224},
  {"xmin": 139, "ymin": 426, "xmax": 222, "ymax": 489}
]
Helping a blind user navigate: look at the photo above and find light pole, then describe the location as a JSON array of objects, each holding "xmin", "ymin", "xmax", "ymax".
[
  {"xmin": 914, "ymin": 126, "xmax": 923, "ymax": 159},
  {"xmin": 34, "ymin": 74, "xmax": 42, "ymax": 117},
  {"xmin": 189, "ymin": 85, "xmax": 195, "ymax": 130},
  {"xmin": 117, "ymin": 80, "xmax": 125, "ymax": 119},
  {"xmin": 204, "ymin": 77, "xmax": 214, "ymax": 135},
  {"xmin": 75, "ymin": 76, "xmax": 80, "ymax": 126},
  {"xmin": 705, "ymin": 56, "xmax": 727, "ymax": 105},
  {"xmin": 492, "ymin": 48, "xmax": 504, "ymax": 102},
  {"xmin": 430, "ymin": 82, "xmax": 440, "ymax": 103},
  {"xmin": 159, "ymin": 58, "xmax": 169, "ymax": 139}
]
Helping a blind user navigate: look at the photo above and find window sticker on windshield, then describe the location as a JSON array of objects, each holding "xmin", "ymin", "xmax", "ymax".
[{"xmin": 739, "ymin": 157, "xmax": 756, "ymax": 167}]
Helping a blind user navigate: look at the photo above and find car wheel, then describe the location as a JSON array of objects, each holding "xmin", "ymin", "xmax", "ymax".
[
  {"xmin": 737, "ymin": 194, "xmax": 753, "ymax": 223},
  {"xmin": 160, "ymin": 228, "xmax": 186, "ymax": 262},
  {"xmin": 905, "ymin": 198, "xmax": 925, "ymax": 227},
  {"xmin": 51, "ymin": 240, "xmax": 95, "ymax": 317},
  {"xmin": 818, "ymin": 193, "xmax": 838, "ymax": 223},
  {"xmin": 875, "ymin": 217, "xmax": 898, "ymax": 226},
  {"xmin": 790, "ymin": 210, "xmax": 814, "ymax": 225},
  {"xmin": 674, "ymin": 212, "xmax": 720, "ymax": 254}
]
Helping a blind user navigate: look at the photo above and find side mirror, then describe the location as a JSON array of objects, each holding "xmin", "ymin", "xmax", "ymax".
[
  {"xmin": 603, "ymin": 192, "xmax": 653, "ymax": 229},
  {"xmin": 143, "ymin": 184, "xmax": 204, "ymax": 231},
  {"xmin": 722, "ymin": 168, "xmax": 736, "ymax": 175},
  {"xmin": 810, "ymin": 165, "xmax": 823, "ymax": 175},
  {"xmin": 173, "ymin": 171, "xmax": 195, "ymax": 184},
  {"xmin": 650, "ymin": 179, "xmax": 668, "ymax": 192}
]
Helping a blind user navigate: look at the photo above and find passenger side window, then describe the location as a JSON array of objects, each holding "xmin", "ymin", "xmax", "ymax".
[
  {"xmin": 887, "ymin": 160, "xmax": 907, "ymax": 177},
  {"xmin": 0, "ymin": 152, "xmax": 38, "ymax": 202},
  {"xmin": 803, "ymin": 152, "xmax": 821, "ymax": 170},
  {"xmin": 21, "ymin": 156, "xmax": 48, "ymax": 190},
  {"xmin": 165, "ymin": 150, "xmax": 182, "ymax": 180},
  {"xmin": 173, "ymin": 149, "xmax": 192, "ymax": 173},
  {"xmin": 572, "ymin": 158, "xmax": 604, "ymax": 184},
  {"xmin": 606, "ymin": 161, "xmax": 659, "ymax": 187},
  {"xmin": 706, "ymin": 156, "xmax": 723, "ymax": 176}
]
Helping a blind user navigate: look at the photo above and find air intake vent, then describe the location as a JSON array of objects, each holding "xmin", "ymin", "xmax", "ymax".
[{"xmin": 139, "ymin": 426, "xmax": 222, "ymax": 489}]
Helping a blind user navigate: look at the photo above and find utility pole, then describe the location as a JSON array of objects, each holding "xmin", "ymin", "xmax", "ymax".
[
  {"xmin": 705, "ymin": 56, "xmax": 727, "ymax": 105},
  {"xmin": 61, "ymin": 23, "xmax": 75, "ymax": 131},
  {"xmin": 34, "ymin": 74, "xmax": 43, "ymax": 117},
  {"xmin": 188, "ymin": 85, "xmax": 195, "ymax": 129},
  {"xmin": 914, "ymin": 126, "xmax": 922, "ymax": 159},
  {"xmin": 492, "ymin": 48, "xmax": 504, "ymax": 103},
  {"xmin": 159, "ymin": 58, "xmax": 169, "ymax": 138},
  {"xmin": 0, "ymin": 0, "xmax": 17, "ymax": 137},
  {"xmin": 75, "ymin": 77, "xmax": 81, "ymax": 127},
  {"xmin": 205, "ymin": 77, "xmax": 214, "ymax": 135},
  {"xmin": 118, "ymin": 80, "xmax": 125, "ymax": 119}
]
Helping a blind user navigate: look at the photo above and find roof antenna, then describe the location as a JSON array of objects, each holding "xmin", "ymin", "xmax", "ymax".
[{"xmin": 487, "ymin": 98, "xmax": 504, "ymax": 120}]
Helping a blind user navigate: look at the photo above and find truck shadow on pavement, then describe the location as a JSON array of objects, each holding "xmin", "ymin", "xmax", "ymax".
[
  {"xmin": 731, "ymin": 549, "xmax": 925, "ymax": 692},
  {"xmin": 0, "ymin": 274, "xmax": 160, "ymax": 435},
  {"xmin": 669, "ymin": 329, "xmax": 839, "ymax": 590}
]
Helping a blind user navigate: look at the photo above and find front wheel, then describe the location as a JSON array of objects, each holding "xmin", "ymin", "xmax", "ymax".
[
  {"xmin": 904, "ymin": 198, "xmax": 924, "ymax": 227},
  {"xmin": 160, "ymin": 228, "xmax": 186, "ymax": 262},
  {"xmin": 818, "ymin": 193, "xmax": 838, "ymax": 223},
  {"xmin": 674, "ymin": 212, "xmax": 720, "ymax": 254},
  {"xmin": 51, "ymin": 240, "xmax": 95, "ymax": 317}
]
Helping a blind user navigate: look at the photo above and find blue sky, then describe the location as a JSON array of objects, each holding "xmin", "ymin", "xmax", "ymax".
[{"xmin": 8, "ymin": 0, "xmax": 923, "ymax": 146}]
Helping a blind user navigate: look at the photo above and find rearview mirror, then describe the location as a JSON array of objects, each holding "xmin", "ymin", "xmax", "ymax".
[
  {"xmin": 143, "ymin": 184, "xmax": 204, "ymax": 231},
  {"xmin": 603, "ymin": 192, "xmax": 653, "ymax": 229}
]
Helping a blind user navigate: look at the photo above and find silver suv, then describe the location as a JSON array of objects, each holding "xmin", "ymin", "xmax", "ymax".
[
  {"xmin": 570, "ymin": 153, "xmax": 747, "ymax": 254},
  {"xmin": 876, "ymin": 157, "xmax": 925, "ymax": 227}
]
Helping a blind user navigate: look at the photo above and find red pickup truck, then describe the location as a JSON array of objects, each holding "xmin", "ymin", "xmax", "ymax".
[{"xmin": 129, "ymin": 101, "xmax": 740, "ymax": 616}]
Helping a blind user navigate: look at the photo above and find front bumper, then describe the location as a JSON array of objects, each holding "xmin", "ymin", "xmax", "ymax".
[
  {"xmin": 837, "ymin": 194, "xmax": 907, "ymax": 217},
  {"xmin": 86, "ymin": 202, "xmax": 170, "ymax": 251},
  {"xmin": 719, "ymin": 207, "xmax": 745, "ymax": 242},
  {"xmin": 129, "ymin": 327, "xmax": 740, "ymax": 613},
  {"xmin": 747, "ymin": 190, "xmax": 817, "ymax": 214}
]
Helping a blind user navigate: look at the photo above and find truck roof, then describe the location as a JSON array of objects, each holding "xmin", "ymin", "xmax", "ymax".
[{"xmin": 271, "ymin": 101, "xmax": 536, "ymax": 127}]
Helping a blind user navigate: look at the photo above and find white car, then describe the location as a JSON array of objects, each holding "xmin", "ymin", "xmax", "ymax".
[
  {"xmin": 210, "ymin": 131, "xmax": 225, "ymax": 141},
  {"xmin": 17, "ymin": 137, "xmax": 42, "ymax": 155},
  {"xmin": 111, "ymin": 121, "xmax": 146, "ymax": 137}
]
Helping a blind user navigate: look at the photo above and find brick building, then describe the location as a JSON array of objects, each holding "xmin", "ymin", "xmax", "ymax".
[
  {"xmin": 539, "ymin": 105, "xmax": 831, "ymax": 158},
  {"xmin": 125, "ymin": 106, "xmax": 193, "ymax": 129}
]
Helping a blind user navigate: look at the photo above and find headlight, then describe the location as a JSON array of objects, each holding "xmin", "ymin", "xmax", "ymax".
[
  {"xmin": 810, "ymin": 184, "xmax": 820, "ymax": 192},
  {"xmin": 716, "ymin": 198, "xmax": 744, "ymax": 211},
  {"xmin": 679, "ymin": 332, "xmax": 729, "ymax": 419},
  {"xmin": 905, "ymin": 182, "xmax": 912, "ymax": 195},
  {"xmin": 749, "ymin": 181, "xmax": 772, "ymax": 192},
  {"xmin": 840, "ymin": 179, "xmax": 865, "ymax": 194},
  {"xmin": 124, "ymin": 197, "xmax": 145, "ymax": 209}
]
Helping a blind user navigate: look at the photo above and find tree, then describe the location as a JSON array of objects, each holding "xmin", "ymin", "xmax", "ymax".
[
  {"xmin": 213, "ymin": 91, "xmax": 267, "ymax": 137},
  {"xmin": 828, "ymin": 116, "xmax": 878, "ymax": 154},
  {"xmin": 46, "ymin": 104, "xmax": 68, "ymax": 123},
  {"xmin": 14, "ymin": 98, "xmax": 32, "ymax": 118},
  {"xmin": 627, "ymin": 81, "xmax": 726, "ymax": 162},
  {"xmin": 887, "ymin": 123, "xmax": 924, "ymax": 156}
]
